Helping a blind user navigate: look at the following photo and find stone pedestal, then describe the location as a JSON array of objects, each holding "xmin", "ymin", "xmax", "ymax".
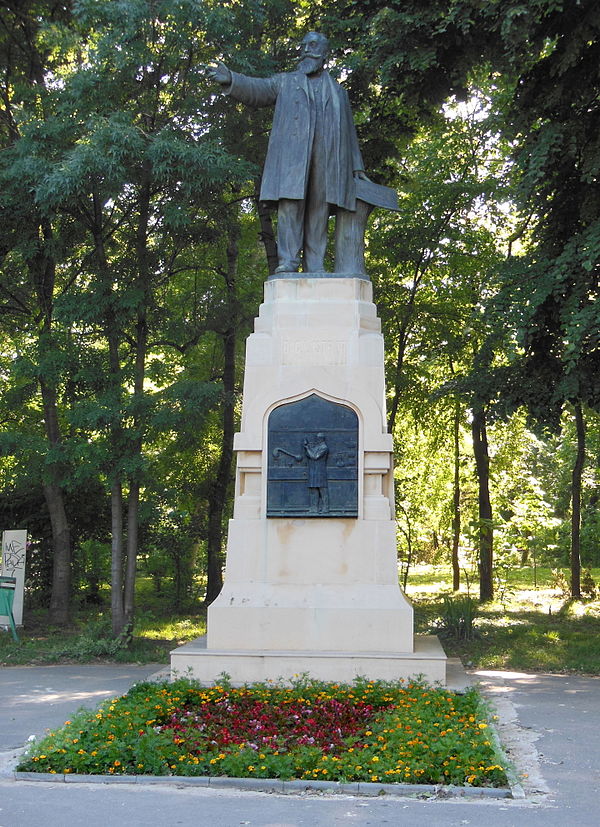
[{"xmin": 171, "ymin": 275, "xmax": 446, "ymax": 684}]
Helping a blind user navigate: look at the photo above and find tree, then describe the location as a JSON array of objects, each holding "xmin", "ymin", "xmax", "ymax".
[
  {"xmin": 0, "ymin": 0, "xmax": 80, "ymax": 623},
  {"xmin": 335, "ymin": 0, "xmax": 600, "ymax": 597},
  {"xmin": 0, "ymin": 0, "xmax": 258, "ymax": 629}
]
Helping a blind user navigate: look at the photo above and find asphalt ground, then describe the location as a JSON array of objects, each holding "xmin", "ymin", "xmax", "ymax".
[{"xmin": 0, "ymin": 663, "xmax": 598, "ymax": 826}]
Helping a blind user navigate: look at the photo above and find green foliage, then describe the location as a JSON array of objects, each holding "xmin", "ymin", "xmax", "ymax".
[
  {"xmin": 439, "ymin": 594, "xmax": 478, "ymax": 640},
  {"xmin": 52, "ymin": 617, "xmax": 129, "ymax": 661},
  {"xmin": 0, "ymin": 0, "xmax": 272, "ymax": 624},
  {"xmin": 410, "ymin": 564, "xmax": 600, "ymax": 673},
  {"xmin": 0, "ymin": 587, "xmax": 205, "ymax": 666},
  {"xmin": 549, "ymin": 568, "xmax": 570, "ymax": 599},
  {"xmin": 581, "ymin": 569, "xmax": 597, "ymax": 600},
  {"xmin": 73, "ymin": 540, "xmax": 111, "ymax": 604}
]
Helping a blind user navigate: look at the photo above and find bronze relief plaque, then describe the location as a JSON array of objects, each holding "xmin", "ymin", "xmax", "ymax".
[{"xmin": 267, "ymin": 394, "xmax": 358, "ymax": 517}]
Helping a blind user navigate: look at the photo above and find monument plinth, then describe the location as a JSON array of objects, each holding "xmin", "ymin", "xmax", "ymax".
[{"xmin": 171, "ymin": 275, "xmax": 446, "ymax": 684}]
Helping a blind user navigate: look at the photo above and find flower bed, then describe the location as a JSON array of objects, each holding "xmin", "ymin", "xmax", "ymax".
[{"xmin": 17, "ymin": 676, "xmax": 507, "ymax": 787}]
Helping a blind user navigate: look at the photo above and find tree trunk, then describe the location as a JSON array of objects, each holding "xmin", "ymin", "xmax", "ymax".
[
  {"xmin": 45, "ymin": 481, "xmax": 71, "ymax": 625},
  {"xmin": 118, "ymin": 169, "xmax": 151, "ymax": 633},
  {"xmin": 472, "ymin": 405, "xmax": 493, "ymax": 601},
  {"xmin": 32, "ymin": 220, "xmax": 72, "ymax": 624},
  {"xmin": 110, "ymin": 479, "xmax": 125, "ymax": 636},
  {"xmin": 121, "ymin": 248, "xmax": 150, "ymax": 630},
  {"xmin": 397, "ymin": 503, "xmax": 413, "ymax": 592},
  {"xmin": 386, "ymin": 294, "xmax": 417, "ymax": 434},
  {"xmin": 90, "ymin": 198, "xmax": 129, "ymax": 637},
  {"xmin": 204, "ymin": 223, "xmax": 239, "ymax": 605},
  {"xmin": 571, "ymin": 402, "xmax": 585, "ymax": 599},
  {"xmin": 124, "ymin": 481, "xmax": 140, "ymax": 629},
  {"xmin": 40, "ymin": 376, "xmax": 72, "ymax": 624},
  {"xmin": 451, "ymin": 402, "xmax": 461, "ymax": 591}
]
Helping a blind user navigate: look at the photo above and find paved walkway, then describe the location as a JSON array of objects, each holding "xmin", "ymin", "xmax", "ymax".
[{"xmin": 0, "ymin": 663, "xmax": 598, "ymax": 826}]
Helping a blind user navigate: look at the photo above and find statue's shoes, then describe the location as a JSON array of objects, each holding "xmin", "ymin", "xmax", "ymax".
[{"xmin": 274, "ymin": 262, "xmax": 299, "ymax": 273}]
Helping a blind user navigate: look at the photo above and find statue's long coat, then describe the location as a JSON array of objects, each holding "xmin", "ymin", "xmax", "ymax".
[{"xmin": 226, "ymin": 70, "xmax": 364, "ymax": 212}]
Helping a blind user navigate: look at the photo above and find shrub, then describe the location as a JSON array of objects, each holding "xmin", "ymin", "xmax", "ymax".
[
  {"xmin": 550, "ymin": 568, "xmax": 571, "ymax": 598},
  {"xmin": 581, "ymin": 569, "xmax": 597, "ymax": 600},
  {"xmin": 439, "ymin": 594, "xmax": 478, "ymax": 640},
  {"xmin": 53, "ymin": 617, "xmax": 128, "ymax": 661}
]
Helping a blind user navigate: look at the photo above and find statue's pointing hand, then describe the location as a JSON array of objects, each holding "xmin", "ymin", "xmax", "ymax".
[{"xmin": 204, "ymin": 61, "xmax": 232, "ymax": 86}]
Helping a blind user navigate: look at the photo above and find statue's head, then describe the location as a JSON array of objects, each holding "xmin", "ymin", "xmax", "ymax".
[{"xmin": 298, "ymin": 32, "xmax": 329, "ymax": 74}]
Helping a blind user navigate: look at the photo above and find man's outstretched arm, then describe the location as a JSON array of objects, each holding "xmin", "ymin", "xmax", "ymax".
[{"xmin": 204, "ymin": 61, "xmax": 280, "ymax": 108}]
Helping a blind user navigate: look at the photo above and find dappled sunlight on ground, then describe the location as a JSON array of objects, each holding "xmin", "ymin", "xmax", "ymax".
[
  {"xmin": 404, "ymin": 563, "xmax": 600, "ymax": 674},
  {"xmin": 137, "ymin": 616, "xmax": 206, "ymax": 642}
]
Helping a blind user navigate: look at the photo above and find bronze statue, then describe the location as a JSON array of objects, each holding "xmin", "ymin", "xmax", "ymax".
[{"xmin": 207, "ymin": 33, "xmax": 395, "ymax": 275}]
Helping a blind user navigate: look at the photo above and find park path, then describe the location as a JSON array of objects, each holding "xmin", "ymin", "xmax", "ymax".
[{"xmin": 0, "ymin": 663, "xmax": 598, "ymax": 826}]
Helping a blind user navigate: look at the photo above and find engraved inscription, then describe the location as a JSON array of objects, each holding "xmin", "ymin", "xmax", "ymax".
[{"xmin": 282, "ymin": 341, "xmax": 346, "ymax": 366}]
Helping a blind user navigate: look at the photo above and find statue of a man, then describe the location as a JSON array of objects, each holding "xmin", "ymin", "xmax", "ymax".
[{"xmin": 207, "ymin": 32, "xmax": 369, "ymax": 274}]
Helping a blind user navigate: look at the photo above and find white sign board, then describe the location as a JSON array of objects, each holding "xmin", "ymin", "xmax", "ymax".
[{"xmin": 1, "ymin": 530, "xmax": 27, "ymax": 626}]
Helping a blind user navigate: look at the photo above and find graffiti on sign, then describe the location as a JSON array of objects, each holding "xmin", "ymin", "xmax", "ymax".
[
  {"xmin": 1, "ymin": 530, "xmax": 28, "ymax": 626},
  {"xmin": 2, "ymin": 537, "xmax": 26, "ymax": 577}
]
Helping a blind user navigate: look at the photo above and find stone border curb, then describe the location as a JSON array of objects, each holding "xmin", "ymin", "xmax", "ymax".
[{"xmin": 13, "ymin": 771, "xmax": 514, "ymax": 799}]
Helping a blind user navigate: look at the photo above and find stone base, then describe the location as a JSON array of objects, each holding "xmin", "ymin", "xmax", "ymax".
[
  {"xmin": 209, "ymin": 518, "xmax": 414, "ymax": 653},
  {"xmin": 176, "ymin": 277, "xmax": 449, "ymax": 686},
  {"xmin": 170, "ymin": 635, "xmax": 446, "ymax": 685}
]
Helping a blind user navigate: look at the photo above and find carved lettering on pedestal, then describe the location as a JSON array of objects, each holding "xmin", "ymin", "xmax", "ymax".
[{"xmin": 282, "ymin": 341, "xmax": 346, "ymax": 366}]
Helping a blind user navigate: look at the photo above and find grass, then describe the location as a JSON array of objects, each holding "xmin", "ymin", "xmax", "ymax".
[
  {"xmin": 16, "ymin": 675, "xmax": 508, "ymax": 788},
  {"xmin": 0, "ymin": 578, "xmax": 206, "ymax": 666},
  {"xmin": 408, "ymin": 564, "xmax": 600, "ymax": 674}
]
